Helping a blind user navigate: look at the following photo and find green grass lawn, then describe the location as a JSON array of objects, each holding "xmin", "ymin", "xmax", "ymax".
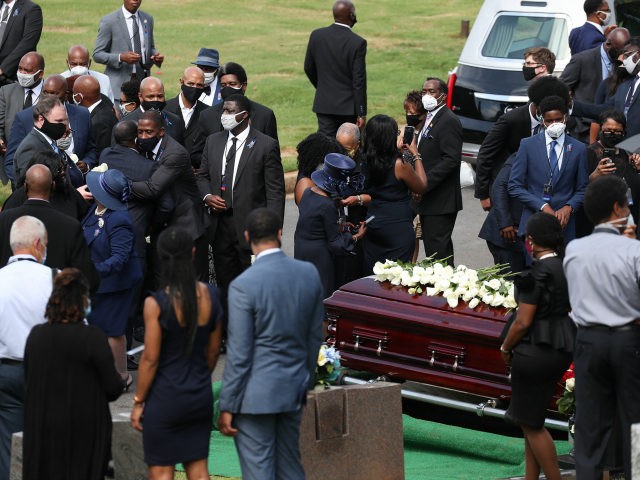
[{"xmin": 1, "ymin": 0, "xmax": 482, "ymax": 206}]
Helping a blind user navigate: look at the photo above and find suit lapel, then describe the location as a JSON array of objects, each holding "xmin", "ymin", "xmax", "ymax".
[
  {"xmin": 233, "ymin": 130, "xmax": 257, "ymax": 187},
  {"xmin": 1, "ymin": 0, "xmax": 22, "ymax": 45},
  {"xmin": 117, "ymin": 10, "xmax": 133, "ymax": 51}
]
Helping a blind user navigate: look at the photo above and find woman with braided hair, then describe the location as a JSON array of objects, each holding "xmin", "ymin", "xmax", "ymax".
[{"xmin": 131, "ymin": 227, "xmax": 223, "ymax": 480}]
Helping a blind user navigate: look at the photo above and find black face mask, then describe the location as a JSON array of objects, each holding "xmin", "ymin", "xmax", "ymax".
[
  {"xmin": 39, "ymin": 117, "xmax": 67, "ymax": 141},
  {"xmin": 141, "ymin": 100, "xmax": 166, "ymax": 112},
  {"xmin": 608, "ymin": 47, "xmax": 621, "ymax": 64},
  {"xmin": 522, "ymin": 66, "xmax": 537, "ymax": 81},
  {"xmin": 220, "ymin": 86, "xmax": 244, "ymax": 101},
  {"xmin": 181, "ymin": 84, "xmax": 204, "ymax": 104},
  {"xmin": 600, "ymin": 131, "xmax": 625, "ymax": 148},
  {"xmin": 137, "ymin": 136, "xmax": 159, "ymax": 153},
  {"xmin": 406, "ymin": 114, "xmax": 422, "ymax": 127}
]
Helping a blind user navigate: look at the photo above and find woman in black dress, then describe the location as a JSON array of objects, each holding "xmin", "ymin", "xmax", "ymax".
[
  {"xmin": 130, "ymin": 227, "xmax": 223, "ymax": 480},
  {"xmin": 362, "ymin": 114, "xmax": 427, "ymax": 272},
  {"xmin": 294, "ymin": 153, "xmax": 366, "ymax": 298},
  {"xmin": 500, "ymin": 213, "xmax": 576, "ymax": 480},
  {"xmin": 23, "ymin": 268, "xmax": 123, "ymax": 480}
]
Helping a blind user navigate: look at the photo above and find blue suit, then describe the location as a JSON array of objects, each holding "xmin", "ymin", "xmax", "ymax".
[
  {"xmin": 508, "ymin": 132, "xmax": 589, "ymax": 242},
  {"xmin": 569, "ymin": 22, "xmax": 605, "ymax": 56},
  {"xmin": 6, "ymin": 103, "xmax": 97, "ymax": 184},
  {"xmin": 219, "ymin": 250, "xmax": 324, "ymax": 480}
]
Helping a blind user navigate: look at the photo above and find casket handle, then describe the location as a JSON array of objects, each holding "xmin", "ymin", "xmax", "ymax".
[
  {"xmin": 354, "ymin": 335, "xmax": 360, "ymax": 352},
  {"xmin": 376, "ymin": 340, "xmax": 382, "ymax": 357},
  {"xmin": 429, "ymin": 350, "xmax": 435, "ymax": 367}
]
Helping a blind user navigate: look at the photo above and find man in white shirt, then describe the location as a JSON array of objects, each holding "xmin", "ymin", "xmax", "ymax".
[
  {"xmin": 191, "ymin": 48, "xmax": 221, "ymax": 107},
  {"xmin": 60, "ymin": 45, "xmax": 114, "ymax": 103},
  {"xmin": 0, "ymin": 214, "xmax": 50, "ymax": 480}
]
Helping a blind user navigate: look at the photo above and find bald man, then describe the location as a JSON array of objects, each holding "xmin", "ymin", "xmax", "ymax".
[
  {"xmin": 304, "ymin": 0, "xmax": 367, "ymax": 137},
  {"xmin": 0, "ymin": 51, "xmax": 44, "ymax": 183},
  {"xmin": 6, "ymin": 74, "xmax": 98, "ymax": 185},
  {"xmin": 61, "ymin": 44, "xmax": 114, "ymax": 102},
  {"xmin": 122, "ymin": 76, "xmax": 185, "ymax": 144},
  {"xmin": 165, "ymin": 66, "xmax": 208, "ymax": 167},
  {"xmin": 0, "ymin": 164, "xmax": 98, "ymax": 290},
  {"xmin": 73, "ymin": 74, "xmax": 118, "ymax": 155}
]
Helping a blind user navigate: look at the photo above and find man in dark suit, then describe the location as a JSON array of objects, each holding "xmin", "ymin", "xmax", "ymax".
[
  {"xmin": 191, "ymin": 62, "xmax": 278, "ymax": 168},
  {"xmin": 196, "ymin": 94, "xmax": 285, "ymax": 299},
  {"xmin": 191, "ymin": 47, "xmax": 221, "ymax": 107},
  {"xmin": 304, "ymin": 0, "xmax": 366, "ymax": 137},
  {"xmin": 475, "ymin": 76, "xmax": 572, "ymax": 211},
  {"xmin": 414, "ymin": 77, "xmax": 462, "ymax": 265},
  {"xmin": 0, "ymin": 0, "xmax": 42, "ymax": 86},
  {"xmin": 569, "ymin": 0, "xmax": 611, "ymax": 56},
  {"xmin": 164, "ymin": 66, "xmax": 208, "ymax": 168},
  {"xmin": 92, "ymin": 0, "xmax": 163, "ymax": 104},
  {"xmin": 0, "ymin": 164, "xmax": 98, "ymax": 290},
  {"xmin": 0, "ymin": 51, "xmax": 43, "ymax": 183},
  {"xmin": 121, "ymin": 76, "xmax": 185, "ymax": 145},
  {"xmin": 72, "ymin": 74, "xmax": 117, "ymax": 156},
  {"xmin": 129, "ymin": 110, "xmax": 207, "ymax": 277},
  {"xmin": 508, "ymin": 96, "xmax": 589, "ymax": 243},
  {"xmin": 561, "ymin": 27, "xmax": 630, "ymax": 143},
  {"xmin": 218, "ymin": 208, "xmax": 324, "ymax": 480},
  {"xmin": 6, "ymin": 75, "xmax": 97, "ymax": 185},
  {"xmin": 478, "ymin": 155, "xmax": 526, "ymax": 273}
]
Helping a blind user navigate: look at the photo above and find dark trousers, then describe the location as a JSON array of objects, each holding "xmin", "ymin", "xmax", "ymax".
[
  {"xmin": 209, "ymin": 213, "xmax": 251, "ymax": 324},
  {"xmin": 316, "ymin": 113, "xmax": 357, "ymax": 138},
  {"xmin": 574, "ymin": 325, "xmax": 640, "ymax": 480},
  {"xmin": 0, "ymin": 362, "xmax": 24, "ymax": 480},
  {"xmin": 420, "ymin": 213, "xmax": 457, "ymax": 266},
  {"xmin": 486, "ymin": 241, "xmax": 526, "ymax": 273}
]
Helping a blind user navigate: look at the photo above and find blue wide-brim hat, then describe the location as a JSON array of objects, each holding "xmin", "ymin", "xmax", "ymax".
[
  {"xmin": 191, "ymin": 48, "xmax": 220, "ymax": 68},
  {"xmin": 311, "ymin": 153, "xmax": 364, "ymax": 197},
  {"xmin": 86, "ymin": 169, "xmax": 130, "ymax": 211}
]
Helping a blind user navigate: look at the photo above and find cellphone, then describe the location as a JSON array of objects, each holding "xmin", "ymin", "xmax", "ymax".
[
  {"xmin": 603, "ymin": 148, "xmax": 616, "ymax": 160},
  {"xmin": 349, "ymin": 215, "xmax": 376, "ymax": 234},
  {"xmin": 403, "ymin": 126, "xmax": 415, "ymax": 145}
]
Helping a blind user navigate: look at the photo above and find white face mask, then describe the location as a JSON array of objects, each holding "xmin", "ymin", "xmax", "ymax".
[
  {"xmin": 597, "ymin": 10, "xmax": 612, "ymax": 26},
  {"xmin": 57, "ymin": 133, "xmax": 72, "ymax": 151},
  {"xmin": 69, "ymin": 65, "xmax": 89, "ymax": 76},
  {"xmin": 203, "ymin": 72, "xmax": 216, "ymax": 86},
  {"xmin": 72, "ymin": 92, "xmax": 83, "ymax": 105},
  {"xmin": 546, "ymin": 121, "xmax": 566, "ymax": 139},
  {"xmin": 220, "ymin": 111, "xmax": 246, "ymax": 131},
  {"xmin": 623, "ymin": 53, "xmax": 640, "ymax": 75},
  {"xmin": 17, "ymin": 70, "xmax": 41, "ymax": 88},
  {"xmin": 422, "ymin": 94, "xmax": 439, "ymax": 112}
]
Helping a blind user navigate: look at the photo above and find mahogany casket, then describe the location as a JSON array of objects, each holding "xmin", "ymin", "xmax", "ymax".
[{"xmin": 326, "ymin": 276, "xmax": 513, "ymax": 401}]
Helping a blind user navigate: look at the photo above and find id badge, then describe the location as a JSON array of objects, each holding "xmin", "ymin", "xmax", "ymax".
[{"xmin": 542, "ymin": 183, "xmax": 553, "ymax": 202}]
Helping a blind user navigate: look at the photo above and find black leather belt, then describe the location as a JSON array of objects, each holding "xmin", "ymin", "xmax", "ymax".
[
  {"xmin": 582, "ymin": 320, "xmax": 640, "ymax": 332},
  {"xmin": 0, "ymin": 358, "xmax": 23, "ymax": 366}
]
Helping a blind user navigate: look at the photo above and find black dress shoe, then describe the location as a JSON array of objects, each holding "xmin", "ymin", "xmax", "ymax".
[{"xmin": 127, "ymin": 355, "xmax": 138, "ymax": 371}]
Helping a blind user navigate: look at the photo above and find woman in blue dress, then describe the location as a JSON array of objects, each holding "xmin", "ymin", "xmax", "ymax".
[
  {"xmin": 363, "ymin": 114, "xmax": 428, "ymax": 273},
  {"xmin": 294, "ymin": 153, "xmax": 366, "ymax": 298},
  {"xmin": 82, "ymin": 168, "xmax": 142, "ymax": 389},
  {"xmin": 131, "ymin": 227, "xmax": 223, "ymax": 480}
]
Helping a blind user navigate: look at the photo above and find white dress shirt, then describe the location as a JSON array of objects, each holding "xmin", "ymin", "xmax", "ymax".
[
  {"xmin": 178, "ymin": 93, "xmax": 196, "ymax": 127},
  {"xmin": 0, "ymin": 256, "xmax": 52, "ymax": 360},
  {"xmin": 121, "ymin": 6, "xmax": 146, "ymax": 70},
  {"xmin": 545, "ymin": 132, "xmax": 565, "ymax": 170}
]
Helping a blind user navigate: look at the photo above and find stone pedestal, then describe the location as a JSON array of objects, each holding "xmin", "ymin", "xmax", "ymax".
[
  {"xmin": 112, "ymin": 413, "xmax": 147, "ymax": 480},
  {"xmin": 9, "ymin": 432, "xmax": 22, "ymax": 480},
  {"xmin": 300, "ymin": 382, "xmax": 404, "ymax": 480}
]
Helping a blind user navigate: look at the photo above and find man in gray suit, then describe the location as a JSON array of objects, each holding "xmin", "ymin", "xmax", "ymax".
[
  {"xmin": 0, "ymin": 51, "xmax": 43, "ymax": 182},
  {"xmin": 92, "ymin": 0, "xmax": 163, "ymax": 106},
  {"xmin": 218, "ymin": 207, "xmax": 324, "ymax": 480}
]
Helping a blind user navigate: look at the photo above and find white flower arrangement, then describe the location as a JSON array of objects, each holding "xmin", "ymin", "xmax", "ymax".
[{"xmin": 373, "ymin": 257, "xmax": 516, "ymax": 310}]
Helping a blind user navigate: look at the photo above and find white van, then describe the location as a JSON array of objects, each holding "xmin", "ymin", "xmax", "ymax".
[{"xmin": 448, "ymin": 0, "xmax": 618, "ymax": 164}]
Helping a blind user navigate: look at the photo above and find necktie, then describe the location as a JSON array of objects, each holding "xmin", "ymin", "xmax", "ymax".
[
  {"xmin": 145, "ymin": 150, "xmax": 154, "ymax": 161},
  {"xmin": 131, "ymin": 14, "xmax": 142, "ymax": 68},
  {"xmin": 51, "ymin": 141, "xmax": 59, "ymax": 154},
  {"xmin": 0, "ymin": 5, "xmax": 9, "ymax": 45},
  {"xmin": 222, "ymin": 137, "xmax": 237, "ymax": 208},
  {"xmin": 624, "ymin": 77, "xmax": 640, "ymax": 117},
  {"xmin": 549, "ymin": 140, "xmax": 558, "ymax": 173},
  {"xmin": 23, "ymin": 89, "xmax": 33, "ymax": 108}
]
